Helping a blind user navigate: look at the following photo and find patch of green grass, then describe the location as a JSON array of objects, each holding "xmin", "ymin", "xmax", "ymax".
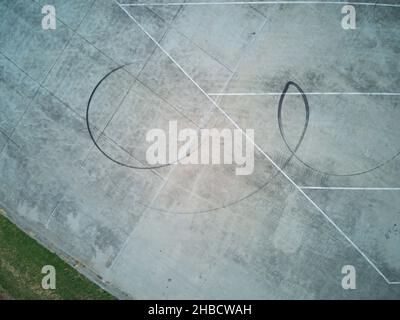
[{"xmin": 0, "ymin": 211, "xmax": 115, "ymax": 300}]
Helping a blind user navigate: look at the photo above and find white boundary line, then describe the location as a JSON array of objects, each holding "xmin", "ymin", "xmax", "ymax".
[
  {"xmin": 116, "ymin": 1, "xmax": 400, "ymax": 285},
  {"xmin": 119, "ymin": 1, "xmax": 400, "ymax": 8},
  {"xmin": 208, "ymin": 92, "xmax": 400, "ymax": 96},
  {"xmin": 301, "ymin": 187, "xmax": 400, "ymax": 190},
  {"xmin": 124, "ymin": 0, "xmax": 400, "ymax": 99}
]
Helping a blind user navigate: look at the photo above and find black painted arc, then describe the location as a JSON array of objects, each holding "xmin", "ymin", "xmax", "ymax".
[{"xmin": 87, "ymin": 73, "xmax": 398, "ymax": 213}]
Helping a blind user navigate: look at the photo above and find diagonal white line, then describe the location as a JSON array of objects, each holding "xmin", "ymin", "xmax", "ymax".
[
  {"xmin": 116, "ymin": 1, "xmax": 398, "ymax": 284},
  {"xmin": 119, "ymin": 1, "xmax": 400, "ymax": 8}
]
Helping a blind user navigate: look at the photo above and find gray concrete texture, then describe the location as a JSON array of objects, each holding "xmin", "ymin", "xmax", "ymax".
[{"xmin": 1, "ymin": 0, "xmax": 400, "ymax": 299}]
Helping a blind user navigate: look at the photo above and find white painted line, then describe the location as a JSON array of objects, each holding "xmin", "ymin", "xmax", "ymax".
[
  {"xmin": 208, "ymin": 92, "xmax": 400, "ymax": 96},
  {"xmin": 116, "ymin": 0, "xmax": 399, "ymax": 284},
  {"xmin": 119, "ymin": 1, "xmax": 400, "ymax": 8},
  {"xmin": 301, "ymin": 187, "xmax": 400, "ymax": 190}
]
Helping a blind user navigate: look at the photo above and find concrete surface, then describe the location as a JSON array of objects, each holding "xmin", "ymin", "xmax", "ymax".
[{"xmin": 1, "ymin": 0, "xmax": 400, "ymax": 299}]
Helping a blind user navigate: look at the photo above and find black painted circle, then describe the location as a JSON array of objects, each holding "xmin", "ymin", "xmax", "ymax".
[
  {"xmin": 278, "ymin": 83, "xmax": 400, "ymax": 177},
  {"xmin": 86, "ymin": 64, "xmax": 174, "ymax": 170}
]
